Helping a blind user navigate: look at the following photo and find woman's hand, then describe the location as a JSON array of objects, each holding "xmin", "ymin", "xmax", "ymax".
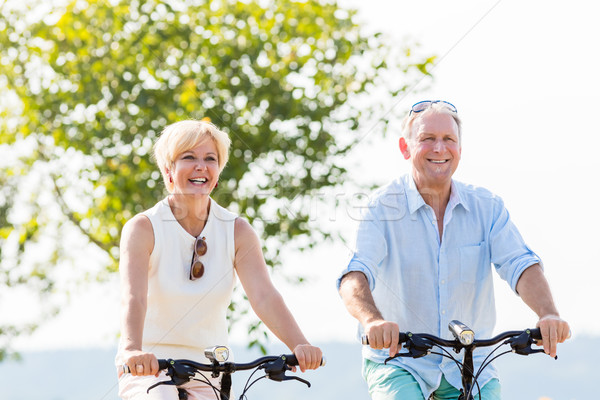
[
  {"xmin": 124, "ymin": 350, "xmax": 160, "ymax": 377},
  {"xmin": 293, "ymin": 344, "xmax": 323, "ymax": 372}
]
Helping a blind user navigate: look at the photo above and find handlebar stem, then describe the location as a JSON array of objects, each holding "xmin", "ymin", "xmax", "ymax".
[{"xmin": 461, "ymin": 346, "xmax": 474, "ymax": 400}]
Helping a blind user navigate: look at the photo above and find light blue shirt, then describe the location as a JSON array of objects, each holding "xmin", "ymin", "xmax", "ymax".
[{"xmin": 337, "ymin": 174, "xmax": 541, "ymax": 398}]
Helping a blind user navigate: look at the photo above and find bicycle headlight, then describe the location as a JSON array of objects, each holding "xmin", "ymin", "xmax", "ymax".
[
  {"xmin": 205, "ymin": 345, "xmax": 230, "ymax": 363},
  {"xmin": 448, "ymin": 320, "xmax": 475, "ymax": 346}
]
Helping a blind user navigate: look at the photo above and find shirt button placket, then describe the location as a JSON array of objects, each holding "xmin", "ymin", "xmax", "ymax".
[{"xmin": 439, "ymin": 246, "xmax": 448, "ymax": 331}]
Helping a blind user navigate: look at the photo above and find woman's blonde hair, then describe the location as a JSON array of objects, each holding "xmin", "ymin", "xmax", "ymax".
[{"xmin": 153, "ymin": 119, "xmax": 231, "ymax": 192}]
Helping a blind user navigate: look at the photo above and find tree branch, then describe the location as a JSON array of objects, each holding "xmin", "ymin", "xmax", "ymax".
[{"xmin": 36, "ymin": 141, "xmax": 116, "ymax": 258}]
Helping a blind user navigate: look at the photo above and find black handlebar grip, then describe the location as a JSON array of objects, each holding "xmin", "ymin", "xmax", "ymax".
[
  {"xmin": 284, "ymin": 354, "xmax": 327, "ymax": 367},
  {"xmin": 284, "ymin": 354, "xmax": 299, "ymax": 366},
  {"xmin": 529, "ymin": 328, "xmax": 542, "ymax": 340},
  {"xmin": 361, "ymin": 332, "xmax": 409, "ymax": 345},
  {"xmin": 158, "ymin": 359, "xmax": 169, "ymax": 370},
  {"xmin": 399, "ymin": 332, "xmax": 408, "ymax": 343}
]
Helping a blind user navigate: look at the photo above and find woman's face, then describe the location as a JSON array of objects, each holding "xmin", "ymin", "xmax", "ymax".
[{"xmin": 169, "ymin": 138, "xmax": 220, "ymax": 195}]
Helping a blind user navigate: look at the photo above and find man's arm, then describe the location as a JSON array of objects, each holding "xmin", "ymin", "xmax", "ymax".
[
  {"xmin": 339, "ymin": 271, "xmax": 400, "ymax": 357},
  {"xmin": 516, "ymin": 263, "xmax": 570, "ymax": 358}
]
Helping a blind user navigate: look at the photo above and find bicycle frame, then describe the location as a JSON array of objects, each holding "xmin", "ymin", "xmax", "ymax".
[{"xmin": 122, "ymin": 351, "xmax": 325, "ymax": 400}]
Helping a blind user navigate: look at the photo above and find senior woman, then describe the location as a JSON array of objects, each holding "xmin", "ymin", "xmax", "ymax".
[{"xmin": 115, "ymin": 120, "xmax": 322, "ymax": 399}]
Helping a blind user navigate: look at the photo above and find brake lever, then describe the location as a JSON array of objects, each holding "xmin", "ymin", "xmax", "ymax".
[
  {"xmin": 147, "ymin": 380, "xmax": 177, "ymax": 393},
  {"xmin": 262, "ymin": 356, "xmax": 311, "ymax": 388},
  {"xmin": 147, "ymin": 360, "xmax": 197, "ymax": 393},
  {"xmin": 268, "ymin": 371, "xmax": 311, "ymax": 388},
  {"xmin": 384, "ymin": 348, "xmax": 431, "ymax": 363},
  {"xmin": 385, "ymin": 352, "xmax": 412, "ymax": 363},
  {"xmin": 385, "ymin": 335, "xmax": 433, "ymax": 364},
  {"xmin": 506, "ymin": 331, "xmax": 553, "ymax": 359}
]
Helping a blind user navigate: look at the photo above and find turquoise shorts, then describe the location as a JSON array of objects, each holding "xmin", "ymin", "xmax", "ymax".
[{"xmin": 363, "ymin": 359, "xmax": 501, "ymax": 400}]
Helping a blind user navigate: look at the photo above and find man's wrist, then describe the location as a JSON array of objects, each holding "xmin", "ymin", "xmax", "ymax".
[{"xmin": 363, "ymin": 315, "xmax": 385, "ymax": 327}]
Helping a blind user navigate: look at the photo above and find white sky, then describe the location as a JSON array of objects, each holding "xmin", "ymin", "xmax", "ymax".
[{"xmin": 11, "ymin": 0, "xmax": 600, "ymax": 351}]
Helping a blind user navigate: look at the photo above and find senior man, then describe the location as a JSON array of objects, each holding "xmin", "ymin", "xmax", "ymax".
[{"xmin": 337, "ymin": 100, "xmax": 570, "ymax": 400}]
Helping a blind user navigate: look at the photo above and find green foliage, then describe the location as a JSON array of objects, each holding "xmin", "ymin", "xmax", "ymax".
[{"xmin": 0, "ymin": 0, "xmax": 434, "ymax": 357}]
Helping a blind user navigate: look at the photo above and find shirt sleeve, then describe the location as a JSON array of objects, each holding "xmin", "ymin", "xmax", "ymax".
[
  {"xmin": 489, "ymin": 197, "xmax": 542, "ymax": 293},
  {"xmin": 336, "ymin": 200, "xmax": 388, "ymax": 292}
]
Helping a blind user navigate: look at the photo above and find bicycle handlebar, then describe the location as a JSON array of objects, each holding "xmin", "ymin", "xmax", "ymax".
[
  {"xmin": 361, "ymin": 324, "xmax": 548, "ymax": 400},
  {"xmin": 124, "ymin": 354, "xmax": 326, "ymax": 374},
  {"xmin": 123, "ymin": 352, "xmax": 325, "ymax": 397},
  {"xmin": 155, "ymin": 353, "xmax": 325, "ymax": 373},
  {"xmin": 361, "ymin": 328, "xmax": 542, "ymax": 347}
]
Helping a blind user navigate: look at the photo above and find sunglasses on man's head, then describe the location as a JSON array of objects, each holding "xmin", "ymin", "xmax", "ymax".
[
  {"xmin": 190, "ymin": 236, "xmax": 207, "ymax": 281},
  {"xmin": 410, "ymin": 100, "xmax": 457, "ymax": 115}
]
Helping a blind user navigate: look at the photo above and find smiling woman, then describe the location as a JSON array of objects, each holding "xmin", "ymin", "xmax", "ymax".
[
  {"xmin": 170, "ymin": 140, "xmax": 220, "ymax": 198},
  {"xmin": 153, "ymin": 120, "xmax": 231, "ymax": 194},
  {"xmin": 115, "ymin": 119, "xmax": 323, "ymax": 400}
]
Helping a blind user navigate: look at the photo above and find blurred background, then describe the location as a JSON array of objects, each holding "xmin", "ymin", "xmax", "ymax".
[{"xmin": 1, "ymin": 0, "xmax": 598, "ymax": 399}]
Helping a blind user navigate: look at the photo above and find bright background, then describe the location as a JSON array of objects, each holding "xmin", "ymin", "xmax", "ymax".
[{"xmin": 12, "ymin": 0, "xmax": 599, "ymax": 356}]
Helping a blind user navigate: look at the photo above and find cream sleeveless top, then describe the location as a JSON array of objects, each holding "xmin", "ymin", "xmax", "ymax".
[{"xmin": 116, "ymin": 197, "xmax": 237, "ymax": 364}]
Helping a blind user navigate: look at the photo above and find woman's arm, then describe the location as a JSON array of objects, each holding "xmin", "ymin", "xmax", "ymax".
[
  {"xmin": 118, "ymin": 214, "xmax": 159, "ymax": 376},
  {"xmin": 233, "ymin": 218, "xmax": 322, "ymax": 372}
]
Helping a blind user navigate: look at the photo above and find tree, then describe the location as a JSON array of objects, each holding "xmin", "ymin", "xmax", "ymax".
[{"xmin": 0, "ymin": 0, "xmax": 435, "ymax": 359}]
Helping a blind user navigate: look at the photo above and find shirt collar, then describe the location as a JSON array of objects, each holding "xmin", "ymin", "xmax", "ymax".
[
  {"xmin": 404, "ymin": 175, "xmax": 470, "ymax": 214},
  {"xmin": 449, "ymin": 180, "xmax": 470, "ymax": 212},
  {"xmin": 405, "ymin": 175, "xmax": 427, "ymax": 214}
]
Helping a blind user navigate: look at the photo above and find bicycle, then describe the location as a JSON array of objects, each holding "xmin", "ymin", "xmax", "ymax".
[
  {"xmin": 124, "ymin": 345, "xmax": 326, "ymax": 400},
  {"xmin": 362, "ymin": 320, "xmax": 553, "ymax": 400}
]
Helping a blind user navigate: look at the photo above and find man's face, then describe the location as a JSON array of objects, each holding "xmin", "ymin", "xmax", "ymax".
[{"xmin": 402, "ymin": 112, "xmax": 461, "ymax": 190}]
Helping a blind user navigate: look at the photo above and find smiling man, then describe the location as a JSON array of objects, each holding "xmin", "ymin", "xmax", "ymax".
[{"xmin": 337, "ymin": 101, "xmax": 570, "ymax": 400}]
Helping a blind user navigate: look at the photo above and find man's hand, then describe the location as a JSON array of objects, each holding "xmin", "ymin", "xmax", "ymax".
[
  {"xmin": 364, "ymin": 319, "xmax": 400, "ymax": 357},
  {"xmin": 516, "ymin": 264, "xmax": 570, "ymax": 359},
  {"xmin": 536, "ymin": 314, "xmax": 570, "ymax": 358},
  {"xmin": 338, "ymin": 271, "xmax": 401, "ymax": 357}
]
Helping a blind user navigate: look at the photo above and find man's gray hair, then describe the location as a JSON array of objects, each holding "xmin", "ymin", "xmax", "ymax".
[{"xmin": 400, "ymin": 103, "xmax": 462, "ymax": 142}]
